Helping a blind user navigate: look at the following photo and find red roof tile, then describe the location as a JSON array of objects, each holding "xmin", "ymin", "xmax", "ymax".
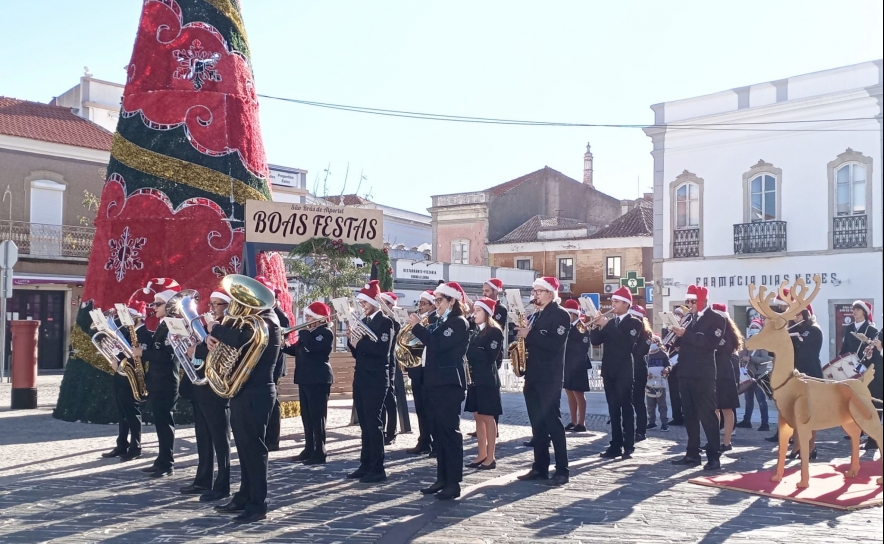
[{"xmin": 0, "ymin": 96, "xmax": 112, "ymax": 151}]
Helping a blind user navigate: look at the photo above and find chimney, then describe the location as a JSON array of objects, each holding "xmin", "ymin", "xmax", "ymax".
[{"xmin": 583, "ymin": 143, "xmax": 594, "ymax": 187}]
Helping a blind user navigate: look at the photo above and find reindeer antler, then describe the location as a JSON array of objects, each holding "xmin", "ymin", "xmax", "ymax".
[
  {"xmin": 777, "ymin": 275, "xmax": 821, "ymax": 322},
  {"xmin": 748, "ymin": 283, "xmax": 781, "ymax": 320}
]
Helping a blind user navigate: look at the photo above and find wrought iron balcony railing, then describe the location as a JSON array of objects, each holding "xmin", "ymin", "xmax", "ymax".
[
  {"xmin": 833, "ymin": 214, "xmax": 867, "ymax": 249},
  {"xmin": 672, "ymin": 227, "xmax": 700, "ymax": 258},
  {"xmin": 733, "ymin": 221, "xmax": 787, "ymax": 254},
  {"xmin": 0, "ymin": 221, "xmax": 95, "ymax": 259}
]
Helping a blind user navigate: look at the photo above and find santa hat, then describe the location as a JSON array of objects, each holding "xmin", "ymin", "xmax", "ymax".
[
  {"xmin": 474, "ymin": 297, "xmax": 498, "ymax": 318},
  {"xmin": 304, "ymin": 301, "xmax": 331, "ymax": 319},
  {"xmin": 419, "ymin": 290, "xmax": 435, "ymax": 304},
  {"xmin": 673, "ymin": 306, "xmax": 686, "ymax": 316},
  {"xmin": 711, "ymin": 303, "xmax": 730, "ymax": 320},
  {"xmin": 685, "ymin": 285, "xmax": 708, "ymax": 310},
  {"xmin": 210, "ymin": 291, "xmax": 231, "ymax": 303},
  {"xmin": 434, "ymin": 282, "xmax": 463, "ymax": 302},
  {"xmin": 127, "ymin": 301, "xmax": 147, "ymax": 318},
  {"xmin": 356, "ymin": 280, "xmax": 382, "ymax": 307},
  {"xmin": 562, "ymin": 299, "xmax": 581, "ymax": 315},
  {"xmin": 611, "ymin": 286, "xmax": 633, "ymax": 306},
  {"xmin": 255, "ymin": 275, "xmax": 280, "ymax": 296},
  {"xmin": 629, "ymin": 304, "xmax": 646, "ymax": 319},
  {"xmin": 484, "ymin": 278, "xmax": 503, "ymax": 293},
  {"xmin": 749, "ymin": 318, "xmax": 764, "ymax": 329},
  {"xmin": 533, "ymin": 276, "xmax": 559, "ymax": 295},
  {"xmin": 143, "ymin": 278, "xmax": 181, "ymax": 303},
  {"xmin": 853, "ymin": 300, "xmax": 873, "ymax": 320},
  {"xmin": 774, "ymin": 287, "xmax": 790, "ymax": 307},
  {"xmin": 379, "ymin": 292, "xmax": 399, "ymax": 307}
]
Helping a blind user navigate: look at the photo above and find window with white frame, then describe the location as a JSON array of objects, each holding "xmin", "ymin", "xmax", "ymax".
[
  {"xmin": 835, "ymin": 163, "xmax": 866, "ymax": 216},
  {"xmin": 675, "ymin": 182, "xmax": 699, "ymax": 228},
  {"xmin": 605, "ymin": 256, "xmax": 621, "ymax": 279},
  {"xmin": 558, "ymin": 257, "xmax": 574, "ymax": 281},
  {"xmin": 749, "ymin": 174, "xmax": 777, "ymax": 221},
  {"xmin": 515, "ymin": 258, "xmax": 532, "ymax": 270},
  {"xmin": 451, "ymin": 240, "xmax": 469, "ymax": 264}
]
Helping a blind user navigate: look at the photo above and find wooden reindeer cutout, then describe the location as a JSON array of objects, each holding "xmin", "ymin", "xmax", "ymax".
[{"xmin": 745, "ymin": 275, "xmax": 882, "ymax": 488}]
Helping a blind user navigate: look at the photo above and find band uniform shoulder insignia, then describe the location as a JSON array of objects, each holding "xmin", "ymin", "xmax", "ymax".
[
  {"xmin": 490, "ymin": 340, "xmax": 499, "ymax": 350},
  {"xmin": 443, "ymin": 328, "xmax": 453, "ymax": 337},
  {"xmin": 802, "ymin": 331, "xmax": 809, "ymax": 337},
  {"xmin": 495, "ymin": 313, "xmax": 503, "ymax": 321},
  {"xmin": 715, "ymin": 329, "xmax": 722, "ymax": 337},
  {"xmin": 630, "ymin": 329, "xmax": 637, "ymax": 337},
  {"xmin": 583, "ymin": 336, "xmax": 589, "ymax": 343},
  {"xmin": 557, "ymin": 325, "xmax": 566, "ymax": 335},
  {"xmin": 315, "ymin": 335, "xmax": 323, "ymax": 342},
  {"xmin": 719, "ymin": 339, "xmax": 726, "ymax": 346},
  {"xmin": 381, "ymin": 333, "xmax": 389, "ymax": 342}
]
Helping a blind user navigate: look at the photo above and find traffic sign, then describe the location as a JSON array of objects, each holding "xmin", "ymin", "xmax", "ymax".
[
  {"xmin": 0, "ymin": 240, "xmax": 18, "ymax": 269},
  {"xmin": 580, "ymin": 293, "xmax": 600, "ymax": 311},
  {"xmin": 646, "ymin": 286, "xmax": 654, "ymax": 304}
]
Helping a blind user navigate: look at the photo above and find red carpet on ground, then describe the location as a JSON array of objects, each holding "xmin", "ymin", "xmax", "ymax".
[{"xmin": 690, "ymin": 461, "xmax": 882, "ymax": 510}]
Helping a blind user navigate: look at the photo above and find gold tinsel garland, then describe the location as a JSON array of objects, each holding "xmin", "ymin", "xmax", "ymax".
[
  {"xmin": 280, "ymin": 400, "xmax": 301, "ymax": 419},
  {"xmin": 70, "ymin": 326, "xmax": 115, "ymax": 375},
  {"xmin": 204, "ymin": 0, "xmax": 249, "ymax": 46},
  {"xmin": 111, "ymin": 133, "xmax": 268, "ymax": 204}
]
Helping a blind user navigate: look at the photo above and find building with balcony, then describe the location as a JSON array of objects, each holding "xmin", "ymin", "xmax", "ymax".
[
  {"xmin": 644, "ymin": 60, "xmax": 883, "ymax": 360},
  {"xmin": 1, "ymin": 96, "xmax": 112, "ymax": 371}
]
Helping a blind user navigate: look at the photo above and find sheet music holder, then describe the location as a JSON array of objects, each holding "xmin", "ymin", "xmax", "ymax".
[
  {"xmin": 163, "ymin": 317, "xmax": 190, "ymax": 337},
  {"xmin": 393, "ymin": 307, "xmax": 409, "ymax": 325},
  {"xmin": 331, "ymin": 297, "xmax": 352, "ymax": 320},
  {"xmin": 504, "ymin": 289, "xmax": 525, "ymax": 320},
  {"xmin": 90, "ymin": 309, "xmax": 111, "ymax": 331},
  {"xmin": 658, "ymin": 311, "xmax": 682, "ymax": 330},
  {"xmin": 579, "ymin": 297, "xmax": 598, "ymax": 318},
  {"xmin": 114, "ymin": 303, "xmax": 134, "ymax": 327}
]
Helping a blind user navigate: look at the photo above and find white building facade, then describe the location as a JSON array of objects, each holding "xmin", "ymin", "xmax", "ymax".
[{"xmin": 645, "ymin": 60, "xmax": 883, "ymax": 361}]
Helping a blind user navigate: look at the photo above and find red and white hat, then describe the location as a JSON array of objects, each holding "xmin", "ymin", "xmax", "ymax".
[
  {"xmin": 434, "ymin": 282, "xmax": 463, "ymax": 302},
  {"xmin": 611, "ymin": 286, "xmax": 633, "ymax": 306},
  {"xmin": 484, "ymin": 278, "xmax": 503, "ymax": 292},
  {"xmin": 629, "ymin": 304, "xmax": 646, "ymax": 319},
  {"xmin": 533, "ymin": 276, "xmax": 559, "ymax": 294},
  {"xmin": 711, "ymin": 302, "xmax": 730, "ymax": 320},
  {"xmin": 562, "ymin": 299, "xmax": 581, "ymax": 315},
  {"xmin": 419, "ymin": 290, "xmax": 435, "ymax": 304},
  {"xmin": 685, "ymin": 285, "xmax": 708, "ymax": 310},
  {"xmin": 143, "ymin": 278, "xmax": 181, "ymax": 303},
  {"xmin": 255, "ymin": 275, "xmax": 280, "ymax": 296},
  {"xmin": 473, "ymin": 297, "xmax": 498, "ymax": 318},
  {"xmin": 853, "ymin": 300, "xmax": 873, "ymax": 320},
  {"xmin": 209, "ymin": 290, "xmax": 231, "ymax": 303},
  {"xmin": 379, "ymin": 292, "xmax": 399, "ymax": 307},
  {"xmin": 749, "ymin": 317, "xmax": 764, "ymax": 329},
  {"xmin": 127, "ymin": 301, "xmax": 147, "ymax": 318},
  {"xmin": 356, "ymin": 280, "xmax": 382, "ymax": 307},
  {"xmin": 304, "ymin": 301, "xmax": 331, "ymax": 319}
]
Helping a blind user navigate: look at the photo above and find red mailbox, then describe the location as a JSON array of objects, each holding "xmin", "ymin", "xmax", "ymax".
[{"xmin": 10, "ymin": 320, "xmax": 40, "ymax": 409}]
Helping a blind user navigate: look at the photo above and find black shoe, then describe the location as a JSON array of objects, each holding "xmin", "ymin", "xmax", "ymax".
[
  {"xmin": 267, "ymin": 445, "xmax": 280, "ymax": 452},
  {"xmin": 788, "ymin": 449, "xmax": 818, "ymax": 459},
  {"xmin": 359, "ymin": 472, "xmax": 387, "ymax": 484},
  {"xmin": 436, "ymin": 485, "xmax": 461, "ymax": 500},
  {"xmin": 420, "ymin": 480, "xmax": 446, "ymax": 494},
  {"xmin": 668, "ymin": 420, "xmax": 685, "ymax": 426},
  {"xmin": 466, "ymin": 458, "xmax": 486, "ymax": 468},
  {"xmin": 704, "ymin": 458, "xmax": 721, "ymax": 471},
  {"xmin": 179, "ymin": 484, "xmax": 210, "ymax": 495},
  {"xmin": 199, "ymin": 490, "xmax": 230, "ymax": 502},
  {"xmin": 765, "ymin": 433, "xmax": 779, "ymax": 443},
  {"xmin": 120, "ymin": 450, "xmax": 142, "ymax": 462},
  {"xmin": 293, "ymin": 450, "xmax": 311, "ymax": 462},
  {"xmin": 102, "ymin": 448, "xmax": 126, "ymax": 458},
  {"xmin": 214, "ymin": 501, "xmax": 245, "ymax": 513},
  {"xmin": 140, "ymin": 465, "xmax": 159, "ymax": 473},
  {"xmin": 634, "ymin": 434, "xmax": 646, "ymax": 443},
  {"xmin": 384, "ymin": 436, "xmax": 397, "ymax": 446},
  {"xmin": 564, "ymin": 423, "xmax": 575, "ymax": 431},
  {"xmin": 232, "ymin": 511, "xmax": 266, "ymax": 524},
  {"xmin": 517, "ymin": 469, "xmax": 549, "ymax": 481},
  {"xmin": 572, "ymin": 424, "xmax": 587, "ymax": 433},
  {"xmin": 478, "ymin": 460, "xmax": 496, "ymax": 470},
  {"xmin": 599, "ymin": 448, "xmax": 622, "ymax": 459},
  {"xmin": 522, "ymin": 440, "xmax": 535, "ymax": 448},
  {"xmin": 428, "ymin": 451, "xmax": 438, "ymax": 458},
  {"xmin": 757, "ymin": 423, "xmax": 770, "ymax": 432},
  {"xmin": 545, "ymin": 474, "xmax": 569, "ymax": 487},
  {"xmin": 150, "ymin": 468, "xmax": 174, "ymax": 478},
  {"xmin": 699, "ymin": 443, "xmax": 708, "ymax": 451},
  {"xmin": 406, "ymin": 445, "xmax": 431, "ymax": 455},
  {"xmin": 467, "ymin": 431, "xmax": 478, "ymax": 438},
  {"xmin": 646, "ymin": 423, "xmax": 657, "ymax": 430},
  {"xmin": 606, "ymin": 419, "xmax": 611, "ymax": 425},
  {"xmin": 671, "ymin": 456, "xmax": 702, "ymax": 466},
  {"xmin": 303, "ymin": 456, "xmax": 326, "ymax": 465},
  {"xmin": 720, "ymin": 444, "xmax": 733, "ymax": 452},
  {"xmin": 660, "ymin": 425, "xmax": 669, "ymax": 432},
  {"xmin": 347, "ymin": 468, "xmax": 369, "ymax": 479},
  {"xmin": 864, "ymin": 439, "xmax": 878, "ymax": 451},
  {"xmin": 622, "ymin": 448, "xmax": 635, "ymax": 460}
]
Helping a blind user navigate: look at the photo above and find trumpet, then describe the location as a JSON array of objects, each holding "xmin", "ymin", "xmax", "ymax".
[{"xmin": 589, "ymin": 310, "xmax": 615, "ymax": 330}]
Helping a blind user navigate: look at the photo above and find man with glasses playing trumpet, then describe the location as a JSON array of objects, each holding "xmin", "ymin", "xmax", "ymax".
[{"xmin": 404, "ymin": 290, "xmax": 438, "ymax": 456}]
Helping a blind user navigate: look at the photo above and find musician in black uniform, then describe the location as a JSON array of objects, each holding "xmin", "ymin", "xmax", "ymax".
[
  {"xmin": 102, "ymin": 302, "xmax": 152, "ymax": 462},
  {"xmin": 406, "ymin": 290, "xmax": 437, "ymax": 455},
  {"xmin": 515, "ymin": 277, "xmax": 571, "ymax": 486},
  {"xmin": 711, "ymin": 303, "xmax": 742, "ymax": 453},
  {"xmin": 561, "ymin": 299, "xmax": 590, "ymax": 433},
  {"xmin": 670, "ymin": 285, "xmax": 725, "ymax": 471},
  {"xmin": 464, "ymin": 297, "xmax": 504, "ymax": 470},
  {"xmin": 841, "ymin": 300, "xmax": 882, "ymax": 450},
  {"xmin": 380, "ymin": 291, "xmax": 407, "ymax": 445},
  {"xmin": 182, "ymin": 291, "xmax": 232, "ymax": 503},
  {"xmin": 630, "ymin": 305, "xmax": 652, "ymax": 442},
  {"xmin": 347, "ymin": 280, "xmax": 395, "ymax": 483},
  {"xmin": 665, "ymin": 306, "xmax": 687, "ymax": 426},
  {"xmin": 210, "ymin": 277, "xmax": 282, "ymax": 524},
  {"xmin": 478, "ymin": 279, "xmax": 508, "ymax": 437},
  {"xmin": 408, "ymin": 281, "xmax": 470, "ymax": 499},
  {"xmin": 786, "ymin": 306, "xmax": 824, "ymax": 459},
  {"xmin": 590, "ymin": 287, "xmax": 642, "ymax": 460},
  {"xmin": 256, "ymin": 276, "xmax": 287, "ymax": 452},
  {"xmin": 286, "ymin": 302, "xmax": 334, "ymax": 464},
  {"xmin": 132, "ymin": 279, "xmax": 182, "ymax": 478}
]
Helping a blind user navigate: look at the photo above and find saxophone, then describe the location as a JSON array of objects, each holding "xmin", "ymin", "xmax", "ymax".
[
  {"xmin": 122, "ymin": 323, "xmax": 149, "ymax": 402},
  {"xmin": 508, "ymin": 313, "xmax": 528, "ymax": 378},
  {"xmin": 203, "ymin": 275, "xmax": 273, "ymax": 399}
]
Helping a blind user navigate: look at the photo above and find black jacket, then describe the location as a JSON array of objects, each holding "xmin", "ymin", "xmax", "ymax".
[
  {"xmin": 714, "ymin": 331, "xmax": 739, "ymax": 383},
  {"xmin": 348, "ymin": 311, "xmax": 395, "ymax": 388},
  {"xmin": 288, "ymin": 324, "xmax": 334, "ymax": 385},
  {"xmin": 564, "ymin": 320, "xmax": 591, "ymax": 374},
  {"xmin": 143, "ymin": 321, "xmax": 179, "ymax": 395},
  {"xmin": 491, "ymin": 303, "xmax": 508, "ymax": 369},
  {"xmin": 590, "ymin": 314, "xmax": 642, "ymax": 378},
  {"xmin": 632, "ymin": 324, "xmax": 651, "ymax": 375},
  {"xmin": 412, "ymin": 311, "xmax": 469, "ymax": 388},
  {"xmin": 674, "ymin": 310, "xmax": 725, "ymax": 380},
  {"xmin": 388, "ymin": 319, "xmax": 402, "ymax": 379},
  {"xmin": 466, "ymin": 325, "xmax": 504, "ymax": 388},
  {"xmin": 273, "ymin": 306, "xmax": 290, "ymax": 383},
  {"xmin": 210, "ymin": 308, "xmax": 282, "ymax": 395},
  {"xmin": 405, "ymin": 311, "xmax": 437, "ymax": 383},
  {"xmin": 793, "ymin": 322, "xmax": 824, "ymax": 378},
  {"xmin": 840, "ymin": 320, "xmax": 878, "ymax": 356},
  {"xmin": 190, "ymin": 341, "xmax": 229, "ymax": 406},
  {"xmin": 524, "ymin": 301, "xmax": 571, "ymax": 385}
]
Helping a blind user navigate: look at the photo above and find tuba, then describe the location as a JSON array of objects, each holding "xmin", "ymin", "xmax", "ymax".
[
  {"xmin": 203, "ymin": 275, "xmax": 274, "ymax": 399},
  {"xmin": 90, "ymin": 309, "xmax": 148, "ymax": 402},
  {"xmin": 165, "ymin": 290, "xmax": 210, "ymax": 385},
  {"xmin": 395, "ymin": 313, "xmax": 429, "ymax": 370}
]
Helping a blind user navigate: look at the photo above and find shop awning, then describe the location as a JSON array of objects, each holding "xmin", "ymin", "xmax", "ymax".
[{"xmin": 13, "ymin": 274, "xmax": 86, "ymax": 286}]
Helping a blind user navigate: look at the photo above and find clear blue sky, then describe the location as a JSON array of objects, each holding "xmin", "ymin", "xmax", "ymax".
[{"xmin": 2, "ymin": 1, "xmax": 881, "ymax": 214}]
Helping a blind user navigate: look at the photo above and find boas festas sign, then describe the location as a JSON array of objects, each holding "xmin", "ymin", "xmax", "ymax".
[{"xmin": 245, "ymin": 200, "xmax": 384, "ymax": 249}]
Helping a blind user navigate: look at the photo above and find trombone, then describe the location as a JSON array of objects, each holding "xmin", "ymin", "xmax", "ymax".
[{"xmin": 281, "ymin": 314, "xmax": 337, "ymax": 335}]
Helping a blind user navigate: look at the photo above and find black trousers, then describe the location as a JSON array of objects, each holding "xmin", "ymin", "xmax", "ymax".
[
  {"xmin": 425, "ymin": 385, "xmax": 465, "ymax": 485},
  {"xmin": 382, "ymin": 365, "xmax": 411, "ymax": 438},
  {"xmin": 669, "ymin": 365, "xmax": 684, "ymax": 422},
  {"xmin": 299, "ymin": 383, "xmax": 331, "ymax": 459},
  {"xmin": 114, "ymin": 375, "xmax": 142, "ymax": 452},
  {"xmin": 603, "ymin": 373, "xmax": 635, "ymax": 452},
  {"xmin": 266, "ymin": 397, "xmax": 281, "ymax": 448},
  {"xmin": 354, "ymin": 380, "xmax": 387, "ymax": 475},
  {"xmin": 632, "ymin": 367, "xmax": 648, "ymax": 436},
  {"xmin": 679, "ymin": 377, "xmax": 719, "ymax": 459},
  {"xmin": 524, "ymin": 380, "xmax": 569, "ymax": 476},
  {"xmin": 230, "ymin": 388, "xmax": 275, "ymax": 514},
  {"xmin": 192, "ymin": 400, "xmax": 231, "ymax": 493},
  {"xmin": 149, "ymin": 392, "xmax": 178, "ymax": 470},
  {"xmin": 409, "ymin": 369, "xmax": 432, "ymax": 449}
]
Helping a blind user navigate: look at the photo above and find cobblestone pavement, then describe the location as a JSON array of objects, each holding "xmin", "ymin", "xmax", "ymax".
[{"xmin": 0, "ymin": 376, "xmax": 881, "ymax": 543}]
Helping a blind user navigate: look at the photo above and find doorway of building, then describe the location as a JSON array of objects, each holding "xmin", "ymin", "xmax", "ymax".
[{"xmin": 6, "ymin": 290, "xmax": 66, "ymax": 371}]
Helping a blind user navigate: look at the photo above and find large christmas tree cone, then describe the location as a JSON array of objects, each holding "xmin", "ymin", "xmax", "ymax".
[{"xmin": 54, "ymin": 0, "xmax": 292, "ymax": 423}]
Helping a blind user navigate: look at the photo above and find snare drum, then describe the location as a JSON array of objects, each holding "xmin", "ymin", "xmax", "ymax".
[
  {"xmin": 737, "ymin": 367, "xmax": 756, "ymax": 395},
  {"xmin": 822, "ymin": 354, "xmax": 863, "ymax": 381}
]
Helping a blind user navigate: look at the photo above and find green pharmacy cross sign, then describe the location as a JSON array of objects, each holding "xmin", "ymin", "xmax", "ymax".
[{"xmin": 620, "ymin": 271, "xmax": 646, "ymax": 295}]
